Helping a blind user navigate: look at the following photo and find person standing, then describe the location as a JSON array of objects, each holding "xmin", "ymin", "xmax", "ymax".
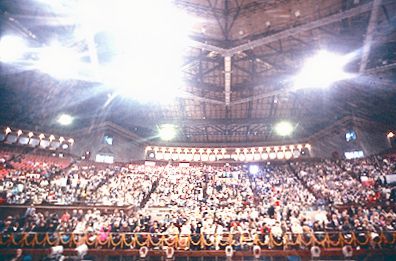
[{"xmin": 11, "ymin": 249, "xmax": 32, "ymax": 261}]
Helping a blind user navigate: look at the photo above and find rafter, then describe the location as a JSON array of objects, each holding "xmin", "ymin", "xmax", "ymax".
[
  {"xmin": 224, "ymin": 0, "xmax": 230, "ymax": 40},
  {"xmin": 225, "ymin": 1, "xmax": 387, "ymax": 55},
  {"xmin": 233, "ymin": 63, "xmax": 254, "ymax": 75},
  {"xmin": 224, "ymin": 56, "xmax": 232, "ymax": 106},
  {"xmin": 225, "ymin": 0, "xmax": 245, "ymax": 40},
  {"xmin": 246, "ymin": 60, "xmax": 255, "ymax": 121},
  {"xmin": 175, "ymin": 0, "xmax": 223, "ymax": 17},
  {"xmin": 207, "ymin": 0, "xmax": 228, "ymax": 39},
  {"xmin": 227, "ymin": 0, "xmax": 287, "ymax": 17},
  {"xmin": 131, "ymin": 116, "xmax": 305, "ymax": 128},
  {"xmin": 288, "ymin": 36, "xmax": 315, "ymax": 48},
  {"xmin": 189, "ymin": 39, "xmax": 227, "ymax": 54},
  {"xmin": 381, "ymin": 5, "xmax": 392, "ymax": 25},
  {"xmin": 0, "ymin": 11, "xmax": 38, "ymax": 41},
  {"xmin": 359, "ymin": 0, "xmax": 383, "ymax": 73},
  {"xmin": 229, "ymin": 61, "xmax": 396, "ymax": 105}
]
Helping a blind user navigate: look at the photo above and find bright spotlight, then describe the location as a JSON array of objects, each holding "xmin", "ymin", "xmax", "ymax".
[
  {"xmin": 0, "ymin": 35, "xmax": 27, "ymax": 62},
  {"xmin": 74, "ymin": 0, "xmax": 194, "ymax": 103},
  {"xmin": 294, "ymin": 50, "xmax": 355, "ymax": 89},
  {"xmin": 37, "ymin": 44, "xmax": 82, "ymax": 79},
  {"xmin": 249, "ymin": 165, "xmax": 260, "ymax": 175},
  {"xmin": 101, "ymin": 56, "xmax": 181, "ymax": 103},
  {"xmin": 159, "ymin": 124, "xmax": 177, "ymax": 141},
  {"xmin": 57, "ymin": 114, "xmax": 73, "ymax": 126},
  {"xmin": 275, "ymin": 121, "xmax": 294, "ymax": 136}
]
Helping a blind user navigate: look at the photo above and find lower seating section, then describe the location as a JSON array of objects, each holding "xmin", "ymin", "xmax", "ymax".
[
  {"xmin": 1, "ymin": 155, "xmax": 395, "ymax": 207},
  {"xmin": 11, "ymin": 154, "xmax": 71, "ymax": 170},
  {"xmin": 292, "ymin": 157, "xmax": 395, "ymax": 205},
  {"xmin": 0, "ymin": 149, "xmax": 16, "ymax": 180},
  {"xmin": 292, "ymin": 160, "xmax": 364, "ymax": 205},
  {"xmin": 0, "ymin": 205, "xmax": 395, "ymax": 250},
  {"xmin": 85, "ymin": 165, "xmax": 159, "ymax": 206},
  {"xmin": 0, "ymin": 149, "xmax": 396, "ymax": 251}
]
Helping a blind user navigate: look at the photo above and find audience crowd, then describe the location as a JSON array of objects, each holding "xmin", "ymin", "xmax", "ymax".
[
  {"xmin": 292, "ymin": 156, "xmax": 394, "ymax": 205},
  {"xmin": 0, "ymin": 150, "xmax": 396, "ymax": 250}
]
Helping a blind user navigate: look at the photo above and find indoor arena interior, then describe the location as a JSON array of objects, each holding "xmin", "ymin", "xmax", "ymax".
[{"xmin": 1, "ymin": 0, "xmax": 396, "ymax": 260}]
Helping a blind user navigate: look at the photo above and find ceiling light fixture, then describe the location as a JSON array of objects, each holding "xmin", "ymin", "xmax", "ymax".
[
  {"xmin": 274, "ymin": 121, "xmax": 294, "ymax": 136},
  {"xmin": 158, "ymin": 124, "xmax": 177, "ymax": 141},
  {"xmin": 57, "ymin": 114, "xmax": 74, "ymax": 126},
  {"xmin": 294, "ymin": 50, "xmax": 355, "ymax": 90}
]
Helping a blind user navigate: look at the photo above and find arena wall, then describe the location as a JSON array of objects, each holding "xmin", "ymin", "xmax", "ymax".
[
  {"xmin": 69, "ymin": 117, "xmax": 391, "ymax": 162},
  {"xmin": 358, "ymin": 128, "xmax": 392, "ymax": 155},
  {"xmin": 70, "ymin": 122, "xmax": 145, "ymax": 162},
  {"xmin": 310, "ymin": 117, "xmax": 390, "ymax": 159}
]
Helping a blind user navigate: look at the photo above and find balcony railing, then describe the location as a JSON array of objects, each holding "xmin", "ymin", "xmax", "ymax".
[{"xmin": 1, "ymin": 231, "xmax": 395, "ymax": 249}]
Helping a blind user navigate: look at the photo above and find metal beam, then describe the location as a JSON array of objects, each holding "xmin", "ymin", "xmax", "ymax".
[
  {"xmin": 233, "ymin": 63, "xmax": 254, "ymax": 75},
  {"xmin": 224, "ymin": 56, "xmax": 232, "ymax": 106},
  {"xmin": 233, "ymin": 49, "xmax": 302, "ymax": 70},
  {"xmin": 175, "ymin": 0, "xmax": 223, "ymax": 16},
  {"xmin": 227, "ymin": 0, "xmax": 284, "ymax": 17},
  {"xmin": 288, "ymin": 36, "xmax": 315, "ymax": 48},
  {"xmin": 198, "ymin": 55, "xmax": 209, "ymax": 142},
  {"xmin": 224, "ymin": 0, "xmax": 230, "ymax": 40},
  {"xmin": 201, "ymin": 62, "xmax": 224, "ymax": 76},
  {"xmin": 189, "ymin": 39, "xmax": 227, "ymax": 55},
  {"xmin": 182, "ymin": 52, "xmax": 210, "ymax": 68},
  {"xmin": 1, "ymin": 11, "xmax": 38, "ymax": 41},
  {"xmin": 229, "ymin": 61, "xmax": 396, "ymax": 105},
  {"xmin": 225, "ymin": 0, "xmax": 245, "ymax": 40},
  {"xmin": 359, "ymin": 0, "xmax": 383, "ymax": 73},
  {"xmin": 381, "ymin": 4, "xmax": 392, "ymax": 25},
  {"xmin": 237, "ymin": 50, "xmax": 274, "ymax": 70},
  {"xmin": 231, "ymin": 86, "xmax": 285, "ymax": 105},
  {"xmin": 246, "ymin": 60, "xmax": 255, "ymax": 120},
  {"xmin": 365, "ymin": 61, "xmax": 396, "ymax": 74},
  {"xmin": 185, "ymin": 80, "xmax": 224, "ymax": 92},
  {"xmin": 181, "ymin": 91, "xmax": 225, "ymax": 105},
  {"xmin": 130, "ymin": 116, "xmax": 305, "ymax": 128},
  {"xmin": 225, "ymin": 1, "xmax": 380, "ymax": 56},
  {"xmin": 207, "ymin": 0, "xmax": 228, "ymax": 39}
]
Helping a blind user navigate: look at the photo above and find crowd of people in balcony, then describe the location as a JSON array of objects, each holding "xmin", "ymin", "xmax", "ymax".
[
  {"xmin": 0, "ymin": 149, "xmax": 396, "ymax": 250},
  {"xmin": 292, "ymin": 157, "xmax": 394, "ymax": 205},
  {"xmin": 1, "ymin": 199, "xmax": 396, "ymax": 250},
  {"xmin": 0, "ymin": 155, "xmax": 157, "ymax": 207}
]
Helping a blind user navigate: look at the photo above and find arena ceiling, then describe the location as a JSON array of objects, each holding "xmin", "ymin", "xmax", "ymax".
[{"xmin": 0, "ymin": 0, "xmax": 396, "ymax": 144}]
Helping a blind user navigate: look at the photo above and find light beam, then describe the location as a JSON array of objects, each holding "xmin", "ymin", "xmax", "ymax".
[
  {"xmin": 294, "ymin": 50, "xmax": 355, "ymax": 90},
  {"xmin": 0, "ymin": 35, "xmax": 27, "ymax": 62},
  {"xmin": 159, "ymin": 124, "xmax": 177, "ymax": 141},
  {"xmin": 275, "ymin": 121, "xmax": 294, "ymax": 136},
  {"xmin": 57, "ymin": 114, "xmax": 73, "ymax": 126}
]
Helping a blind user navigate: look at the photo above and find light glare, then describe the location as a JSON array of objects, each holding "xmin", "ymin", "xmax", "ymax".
[
  {"xmin": 0, "ymin": 35, "xmax": 27, "ymax": 62},
  {"xmin": 37, "ymin": 44, "xmax": 82, "ymax": 79},
  {"xmin": 57, "ymin": 114, "xmax": 73, "ymax": 125},
  {"xmin": 294, "ymin": 50, "xmax": 355, "ymax": 89},
  {"xmin": 249, "ymin": 165, "xmax": 260, "ymax": 175},
  {"xmin": 275, "ymin": 121, "xmax": 294, "ymax": 136},
  {"xmin": 1, "ymin": 1, "xmax": 198, "ymax": 103},
  {"xmin": 159, "ymin": 124, "xmax": 177, "ymax": 141},
  {"xmin": 76, "ymin": 0, "xmax": 194, "ymax": 103}
]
